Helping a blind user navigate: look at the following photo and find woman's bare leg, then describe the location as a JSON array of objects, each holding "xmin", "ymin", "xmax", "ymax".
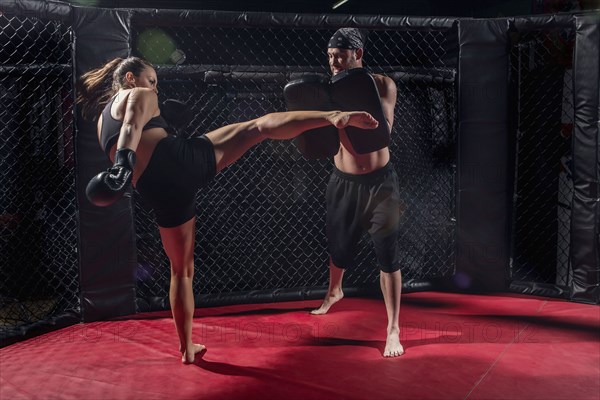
[
  {"xmin": 205, "ymin": 111, "xmax": 378, "ymax": 173},
  {"xmin": 158, "ymin": 217, "xmax": 205, "ymax": 364}
]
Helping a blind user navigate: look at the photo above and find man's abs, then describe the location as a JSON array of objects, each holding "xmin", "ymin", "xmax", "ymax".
[{"xmin": 333, "ymin": 128, "xmax": 390, "ymax": 174}]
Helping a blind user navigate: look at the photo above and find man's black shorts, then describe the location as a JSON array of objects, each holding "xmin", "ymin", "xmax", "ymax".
[{"xmin": 326, "ymin": 162, "xmax": 401, "ymax": 273}]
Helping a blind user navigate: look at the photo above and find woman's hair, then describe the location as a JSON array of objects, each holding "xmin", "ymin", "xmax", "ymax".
[{"xmin": 76, "ymin": 56, "xmax": 153, "ymax": 120}]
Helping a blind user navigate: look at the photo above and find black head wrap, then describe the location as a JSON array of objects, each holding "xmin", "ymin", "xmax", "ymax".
[{"xmin": 327, "ymin": 28, "xmax": 364, "ymax": 49}]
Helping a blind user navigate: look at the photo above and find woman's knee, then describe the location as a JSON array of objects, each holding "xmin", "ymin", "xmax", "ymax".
[
  {"xmin": 255, "ymin": 113, "xmax": 277, "ymax": 138},
  {"xmin": 170, "ymin": 260, "xmax": 195, "ymax": 278}
]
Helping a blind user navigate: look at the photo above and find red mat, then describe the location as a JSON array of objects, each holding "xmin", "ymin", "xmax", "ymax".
[{"xmin": 1, "ymin": 292, "xmax": 598, "ymax": 400}]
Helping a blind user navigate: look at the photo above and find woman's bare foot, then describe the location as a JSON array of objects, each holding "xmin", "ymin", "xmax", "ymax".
[
  {"xmin": 180, "ymin": 343, "xmax": 206, "ymax": 364},
  {"xmin": 310, "ymin": 290, "xmax": 344, "ymax": 315},
  {"xmin": 383, "ymin": 328, "xmax": 404, "ymax": 357},
  {"xmin": 330, "ymin": 111, "xmax": 379, "ymax": 130}
]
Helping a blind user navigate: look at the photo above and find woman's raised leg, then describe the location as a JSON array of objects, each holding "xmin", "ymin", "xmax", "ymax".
[{"xmin": 205, "ymin": 110, "xmax": 378, "ymax": 173}]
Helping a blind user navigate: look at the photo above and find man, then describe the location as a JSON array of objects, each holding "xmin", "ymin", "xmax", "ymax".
[{"xmin": 310, "ymin": 28, "xmax": 404, "ymax": 358}]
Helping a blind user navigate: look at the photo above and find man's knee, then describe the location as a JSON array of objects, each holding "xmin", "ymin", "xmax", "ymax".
[
  {"xmin": 329, "ymin": 258, "xmax": 348, "ymax": 271},
  {"xmin": 379, "ymin": 262, "xmax": 401, "ymax": 274}
]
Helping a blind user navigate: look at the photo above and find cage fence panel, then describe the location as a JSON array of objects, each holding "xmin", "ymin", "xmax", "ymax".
[
  {"xmin": 510, "ymin": 26, "xmax": 574, "ymax": 288},
  {"xmin": 0, "ymin": 2, "xmax": 591, "ymax": 345},
  {"xmin": 130, "ymin": 22, "xmax": 458, "ymax": 305},
  {"xmin": 0, "ymin": 13, "xmax": 78, "ymax": 339}
]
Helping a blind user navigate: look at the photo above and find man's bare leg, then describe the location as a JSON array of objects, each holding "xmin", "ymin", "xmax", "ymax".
[
  {"xmin": 380, "ymin": 269, "xmax": 404, "ymax": 357},
  {"xmin": 311, "ymin": 259, "xmax": 345, "ymax": 315}
]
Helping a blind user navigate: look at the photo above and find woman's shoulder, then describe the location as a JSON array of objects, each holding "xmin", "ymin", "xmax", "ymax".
[
  {"xmin": 118, "ymin": 88, "xmax": 159, "ymax": 110},
  {"xmin": 121, "ymin": 87, "xmax": 158, "ymax": 99}
]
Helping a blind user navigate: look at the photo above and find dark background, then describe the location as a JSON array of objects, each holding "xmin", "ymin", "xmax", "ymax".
[{"xmin": 63, "ymin": 0, "xmax": 598, "ymax": 17}]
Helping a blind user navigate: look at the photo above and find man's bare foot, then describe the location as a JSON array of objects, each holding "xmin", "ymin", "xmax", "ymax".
[
  {"xmin": 310, "ymin": 290, "xmax": 343, "ymax": 315},
  {"xmin": 383, "ymin": 328, "xmax": 404, "ymax": 357},
  {"xmin": 181, "ymin": 343, "xmax": 206, "ymax": 364}
]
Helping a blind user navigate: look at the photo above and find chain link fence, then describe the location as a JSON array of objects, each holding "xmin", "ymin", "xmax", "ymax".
[
  {"xmin": 0, "ymin": 12, "xmax": 78, "ymax": 341},
  {"xmin": 131, "ymin": 22, "xmax": 458, "ymax": 305},
  {"xmin": 510, "ymin": 27, "xmax": 574, "ymax": 288},
  {"xmin": 0, "ymin": 4, "xmax": 588, "ymax": 339}
]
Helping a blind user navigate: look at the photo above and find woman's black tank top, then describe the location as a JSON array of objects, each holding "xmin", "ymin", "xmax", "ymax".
[{"xmin": 99, "ymin": 95, "xmax": 171, "ymax": 156}]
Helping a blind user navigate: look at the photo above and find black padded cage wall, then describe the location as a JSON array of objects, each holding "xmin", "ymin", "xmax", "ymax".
[
  {"xmin": 509, "ymin": 16, "xmax": 576, "ymax": 297},
  {"xmin": 508, "ymin": 14, "xmax": 600, "ymax": 303},
  {"xmin": 129, "ymin": 11, "xmax": 459, "ymax": 311},
  {"xmin": 1, "ymin": 0, "xmax": 599, "ymax": 346},
  {"xmin": 0, "ymin": 2, "xmax": 79, "ymax": 345}
]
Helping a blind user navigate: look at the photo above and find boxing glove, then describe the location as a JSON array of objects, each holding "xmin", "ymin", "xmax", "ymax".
[
  {"xmin": 161, "ymin": 98, "xmax": 193, "ymax": 136},
  {"xmin": 86, "ymin": 148, "xmax": 136, "ymax": 207}
]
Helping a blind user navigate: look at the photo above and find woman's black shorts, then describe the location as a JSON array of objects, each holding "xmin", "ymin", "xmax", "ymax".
[{"xmin": 136, "ymin": 135, "xmax": 216, "ymax": 228}]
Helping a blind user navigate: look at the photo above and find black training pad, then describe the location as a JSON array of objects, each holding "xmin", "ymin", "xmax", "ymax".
[
  {"xmin": 284, "ymin": 74, "xmax": 340, "ymax": 159},
  {"xmin": 330, "ymin": 68, "xmax": 390, "ymax": 154},
  {"xmin": 283, "ymin": 69, "xmax": 390, "ymax": 159}
]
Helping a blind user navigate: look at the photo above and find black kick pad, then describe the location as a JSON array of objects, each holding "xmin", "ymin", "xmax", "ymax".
[
  {"xmin": 284, "ymin": 74, "xmax": 339, "ymax": 159},
  {"xmin": 330, "ymin": 68, "xmax": 390, "ymax": 154}
]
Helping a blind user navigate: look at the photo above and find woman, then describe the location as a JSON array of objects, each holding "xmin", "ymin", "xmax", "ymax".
[{"xmin": 77, "ymin": 57, "xmax": 378, "ymax": 364}]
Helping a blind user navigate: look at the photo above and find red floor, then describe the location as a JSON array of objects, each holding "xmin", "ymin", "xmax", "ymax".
[{"xmin": 1, "ymin": 292, "xmax": 599, "ymax": 400}]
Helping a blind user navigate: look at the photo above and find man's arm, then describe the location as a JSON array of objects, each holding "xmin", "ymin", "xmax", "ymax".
[{"xmin": 373, "ymin": 74, "xmax": 397, "ymax": 131}]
